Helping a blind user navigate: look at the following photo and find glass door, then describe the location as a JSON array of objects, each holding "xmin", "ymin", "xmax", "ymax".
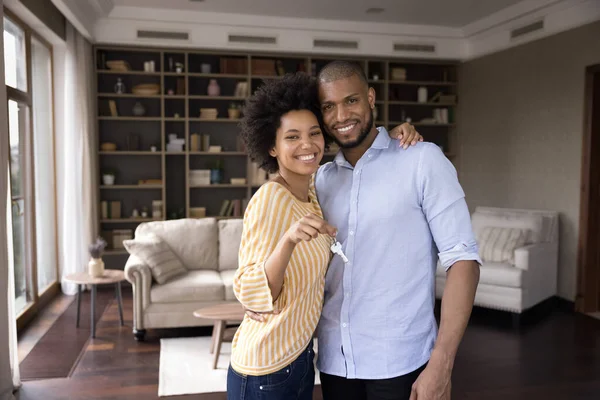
[
  {"xmin": 4, "ymin": 12, "xmax": 58, "ymax": 325},
  {"xmin": 7, "ymin": 99, "xmax": 31, "ymax": 314}
]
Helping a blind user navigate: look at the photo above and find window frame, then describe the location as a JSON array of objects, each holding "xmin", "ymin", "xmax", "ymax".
[{"xmin": 4, "ymin": 7, "xmax": 59, "ymax": 332}]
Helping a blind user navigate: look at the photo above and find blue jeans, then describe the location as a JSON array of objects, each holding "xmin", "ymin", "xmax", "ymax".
[{"xmin": 227, "ymin": 341, "xmax": 315, "ymax": 400}]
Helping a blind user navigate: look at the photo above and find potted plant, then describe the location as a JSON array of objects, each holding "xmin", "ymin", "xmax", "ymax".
[
  {"xmin": 88, "ymin": 237, "xmax": 107, "ymax": 277},
  {"xmin": 102, "ymin": 169, "xmax": 117, "ymax": 185},
  {"xmin": 228, "ymin": 102, "xmax": 241, "ymax": 120}
]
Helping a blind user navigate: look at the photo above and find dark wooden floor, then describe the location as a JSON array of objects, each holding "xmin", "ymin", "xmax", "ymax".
[{"xmin": 15, "ymin": 292, "xmax": 600, "ymax": 400}]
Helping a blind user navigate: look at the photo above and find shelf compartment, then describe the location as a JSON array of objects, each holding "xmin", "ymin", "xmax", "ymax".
[
  {"xmin": 98, "ymin": 117, "xmax": 162, "ymax": 121},
  {"xmin": 387, "ymin": 101, "xmax": 456, "ymax": 106},
  {"xmin": 190, "ymin": 184, "xmax": 248, "ymax": 188},
  {"xmin": 100, "ymin": 185, "xmax": 163, "ymax": 190},
  {"xmin": 98, "ymin": 93, "xmax": 161, "ymax": 98},
  {"xmin": 96, "ymin": 70, "xmax": 161, "ymax": 76},
  {"xmin": 99, "ymin": 151, "xmax": 162, "ymax": 155},
  {"xmin": 100, "ymin": 218, "xmax": 158, "ymax": 223},
  {"xmin": 189, "ymin": 151, "xmax": 246, "ymax": 156}
]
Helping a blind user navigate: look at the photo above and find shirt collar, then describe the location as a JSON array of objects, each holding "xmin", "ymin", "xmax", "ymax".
[{"xmin": 333, "ymin": 127, "xmax": 391, "ymax": 167}]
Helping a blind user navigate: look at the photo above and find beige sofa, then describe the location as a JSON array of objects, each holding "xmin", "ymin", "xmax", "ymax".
[{"xmin": 124, "ymin": 218, "xmax": 242, "ymax": 341}]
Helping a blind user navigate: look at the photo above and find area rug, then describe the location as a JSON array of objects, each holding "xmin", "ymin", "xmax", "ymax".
[{"xmin": 158, "ymin": 336, "xmax": 320, "ymax": 397}]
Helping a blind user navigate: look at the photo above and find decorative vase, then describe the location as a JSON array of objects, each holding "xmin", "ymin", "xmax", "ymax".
[
  {"xmin": 88, "ymin": 257, "xmax": 105, "ymax": 277},
  {"xmin": 228, "ymin": 108, "xmax": 240, "ymax": 119},
  {"xmin": 210, "ymin": 169, "xmax": 222, "ymax": 184},
  {"xmin": 133, "ymin": 101, "xmax": 146, "ymax": 116},
  {"xmin": 207, "ymin": 79, "xmax": 220, "ymax": 96},
  {"xmin": 417, "ymin": 86, "xmax": 428, "ymax": 103},
  {"xmin": 102, "ymin": 174, "xmax": 115, "ymax": 185}
]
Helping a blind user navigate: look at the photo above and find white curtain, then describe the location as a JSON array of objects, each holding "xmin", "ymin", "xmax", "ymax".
[
  {"xmin": 1, "ymin": 3, "xmax": 19, "ymax": 399},
  {"xmin": 56, "ymin": 22, "xmax": 97, "ymax": 295}
]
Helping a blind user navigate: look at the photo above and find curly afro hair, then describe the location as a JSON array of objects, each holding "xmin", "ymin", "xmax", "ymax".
[{"xmin": 240, "ymin": 72, "xmax": 333, "ymax": 173}]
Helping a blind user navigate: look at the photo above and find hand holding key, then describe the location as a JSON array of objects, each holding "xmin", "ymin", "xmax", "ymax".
[
  {"xmin": 285, "ymin": 213, "xmax": 337, "ymax": 245},
  {"xmin": 331, "ymin": 241, "xmax": 349, "ymax": 263}
]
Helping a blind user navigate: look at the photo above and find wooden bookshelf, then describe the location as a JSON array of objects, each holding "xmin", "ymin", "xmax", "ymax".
[{"xmin": 95, "ymin": 46, "xmax": 459, "ymax": 259}]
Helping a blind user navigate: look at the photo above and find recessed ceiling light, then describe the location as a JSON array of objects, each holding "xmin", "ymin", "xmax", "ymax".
[{"xmin": 366, "ymin": 7, "xmax": 385, "ymax": 14}]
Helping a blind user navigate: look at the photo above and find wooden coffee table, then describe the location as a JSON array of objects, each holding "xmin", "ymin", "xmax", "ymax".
[
  {"xmin": 63, "ymin": 269, "xmax": 126, "ymax": 339},
  {"xmin": 194, "ymin": 303, "xmax": 245, "ymax": 369}
]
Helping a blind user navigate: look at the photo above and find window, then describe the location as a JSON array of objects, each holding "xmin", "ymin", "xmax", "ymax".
[{"xmin": 4, "ymin": 11, "xmax": 58, "ymax": 322}]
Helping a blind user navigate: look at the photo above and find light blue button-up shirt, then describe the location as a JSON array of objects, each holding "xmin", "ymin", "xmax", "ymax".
[{"xmin": 314, "ymin": 127, "xmax": 481, "ymax": 379}]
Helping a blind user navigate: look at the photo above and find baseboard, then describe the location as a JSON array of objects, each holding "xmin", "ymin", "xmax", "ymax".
[{"xmin": 552, "ymin": 296, "xmax": 575, "ymax": 312}]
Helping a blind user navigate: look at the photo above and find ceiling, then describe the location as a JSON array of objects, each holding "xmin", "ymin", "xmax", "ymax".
[{"xmin": 112, "ymin": 0, "xmax": 525, "ymax": 27}]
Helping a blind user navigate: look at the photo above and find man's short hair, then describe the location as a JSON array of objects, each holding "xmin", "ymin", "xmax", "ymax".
[{"xmin": 317, "ymin": 60, "xmax": 369, "ymax": 87}]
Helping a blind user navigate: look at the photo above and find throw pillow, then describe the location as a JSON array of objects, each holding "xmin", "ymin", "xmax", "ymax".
[
  {"xmin": 123, "ymin": 233, "xmax": 187, "ymax": 284},
  {"xmin": 477, "ymin": 226, "xmax": 531, "ymax": 265}
]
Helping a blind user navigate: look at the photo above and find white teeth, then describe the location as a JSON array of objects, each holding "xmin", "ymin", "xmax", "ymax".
[
  {"xmin": 298, "ymin": 154, "xmax": 315, "ymax": 161},
  {"xmin": 337, "ymin": 124, "xmax": 355, "ymax": 133}
]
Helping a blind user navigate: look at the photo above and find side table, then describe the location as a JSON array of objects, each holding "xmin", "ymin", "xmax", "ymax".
[
  {"xmin": 193, "ymin": 303, "xmax": 245, "ymax": 369},
  {"xmin": 63, "ymin": 269, "xmax": 126, "ymax": 339}
]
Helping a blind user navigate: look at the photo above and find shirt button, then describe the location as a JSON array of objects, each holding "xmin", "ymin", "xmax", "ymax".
[
  {"xmin": 342, "ymin": 323, "xmax": 347, "ymax": 328},
  {"xmin": 355, "ymin": 170, "xmax": 360, "ymax": 175},
  {"xmin": 368, "ymin": 154, "xmax": 372, "ymax": 158},
  {"xmin": 349, "ymin": 231, "xmax": 354, "ymax": 235}
]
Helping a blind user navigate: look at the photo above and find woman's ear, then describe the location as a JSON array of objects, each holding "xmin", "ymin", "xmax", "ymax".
[{"xmin": 269, "ymin": 147, "xmax": 277, "ymax": 158}]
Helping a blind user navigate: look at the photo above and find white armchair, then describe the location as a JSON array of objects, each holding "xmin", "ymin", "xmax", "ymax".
[{"xmin": 435, "ymin": 207, "xmax": 559, "ymax": 314}]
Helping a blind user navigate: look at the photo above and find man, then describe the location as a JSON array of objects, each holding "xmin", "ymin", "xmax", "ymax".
[{"xmin": 313, "ymin": 61, "xmax": 480, "ymax": 400}]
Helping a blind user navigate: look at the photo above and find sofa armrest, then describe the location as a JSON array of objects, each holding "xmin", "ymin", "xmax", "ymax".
[
  {"xmin": 513, "ymin": 242, "xmax": 556, "ymax": 271},
  {"xmin": 513, "ymin": 242, "xmax": 559, "ymax": 306},
  {"xmin": 124, "ymin": 254, "xmax": 153, "ymax": 330}
]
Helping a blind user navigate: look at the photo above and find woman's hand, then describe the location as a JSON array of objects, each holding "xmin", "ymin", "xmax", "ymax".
[
  {"xmin": 389, "ymin": 123, "xmax": 424, "ymax": 149},
  {"xmin": 244, "ymin": 307, "xmax": 281, "ymax": 322},
  {"xmin": 285, "ymin": 213, "xmax": 337, "ymax": 245}
]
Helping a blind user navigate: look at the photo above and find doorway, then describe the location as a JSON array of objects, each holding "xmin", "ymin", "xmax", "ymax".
[{"xmin": 576, "ymin": 64, "xmax": 600, "ymax": 314}]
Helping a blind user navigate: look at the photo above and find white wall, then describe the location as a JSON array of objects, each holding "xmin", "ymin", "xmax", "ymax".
[{"xmin": 458, "ymin": 20, "xmax": 600, "ymax": 300}]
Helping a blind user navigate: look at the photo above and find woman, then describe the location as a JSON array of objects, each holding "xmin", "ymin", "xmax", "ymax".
[{"xmin": 227, "ymin": 73, "xmax": 421, "ymax": 400}]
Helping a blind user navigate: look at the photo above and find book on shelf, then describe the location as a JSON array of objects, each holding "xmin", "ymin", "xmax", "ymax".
[
  {"xmin": 101, "ymin": 201, "xmax": 108, "ymax": 219},
  {"xmin": 110, "ymin": 201, "xmax": 121, "ymax": 219},
  {"xmin": 112, "ymin": 229, "xmax": 132, "ymax": 249},
  {"xmin": 217, "ymin": 199, "xmax": 246, "ymax": 217},
  {"xmin": 108, "ymin": 100, "xmax": 118, "ymax": 117},
  {"xmin": 218, "ymin": 200, "xmax": 230, "ymax": 217}
]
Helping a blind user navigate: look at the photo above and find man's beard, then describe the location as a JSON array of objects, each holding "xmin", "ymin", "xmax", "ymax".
[{"xmin": 330, "ymin": 109, "xmax": 374, "ymax": 149}]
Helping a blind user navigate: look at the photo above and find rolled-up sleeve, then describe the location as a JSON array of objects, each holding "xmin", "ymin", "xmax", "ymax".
[
  {"xmin": 418, "ymin": 144, "xmax": 482, "ymax": 271},
  {"xmin": 233, "ymin": 184, "xmax": 292, "ymax": 312}
]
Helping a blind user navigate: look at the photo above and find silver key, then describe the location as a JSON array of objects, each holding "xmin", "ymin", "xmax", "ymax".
[{"xmin": 330, "ymin": 241, "xmax": 349, "ymax": 263}]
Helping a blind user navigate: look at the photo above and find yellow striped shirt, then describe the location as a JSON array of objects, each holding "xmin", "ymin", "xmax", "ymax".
[{"xmin": 231, "ymin": 181, "xmax": 332, "ymax": 376}]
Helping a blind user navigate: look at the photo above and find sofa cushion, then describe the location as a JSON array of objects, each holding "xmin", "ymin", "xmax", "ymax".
[
  {"xmin": 150, "ymin": 270, "xmax": 225, "ymax": 303},
  {"xmin": 437, "ymin": 261, "xmax": 522, "ymax": 288},
  {"xmin": 477, "ymin": 226, "xmax": 531, "ymax": 264},
  {"xmin": 220, "ymin": 269, "xmax": 237, "ymax": 301},
  {"xmin": 471, "ymin": 211, "xmax": 544, "ymax": 243},
  {"xmin": 218, "ymin": 219, "xmax": 243, "ymax": 272},
  {"xmin": 135, "ymin": 218, "xmax": 218, "ymax": 270},
  {"xmin": 123, "ymin": 234, "xmax": 187, "ymax": 284}
]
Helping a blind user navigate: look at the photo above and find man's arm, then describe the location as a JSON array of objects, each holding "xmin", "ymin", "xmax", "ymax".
[
  {"xmin": 411, "ymin": 144, "xmax": 481, "ymax": 399},
  {"xmin": 427, "ymin": 260, "xmax": 479, "ymax": 384}
]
